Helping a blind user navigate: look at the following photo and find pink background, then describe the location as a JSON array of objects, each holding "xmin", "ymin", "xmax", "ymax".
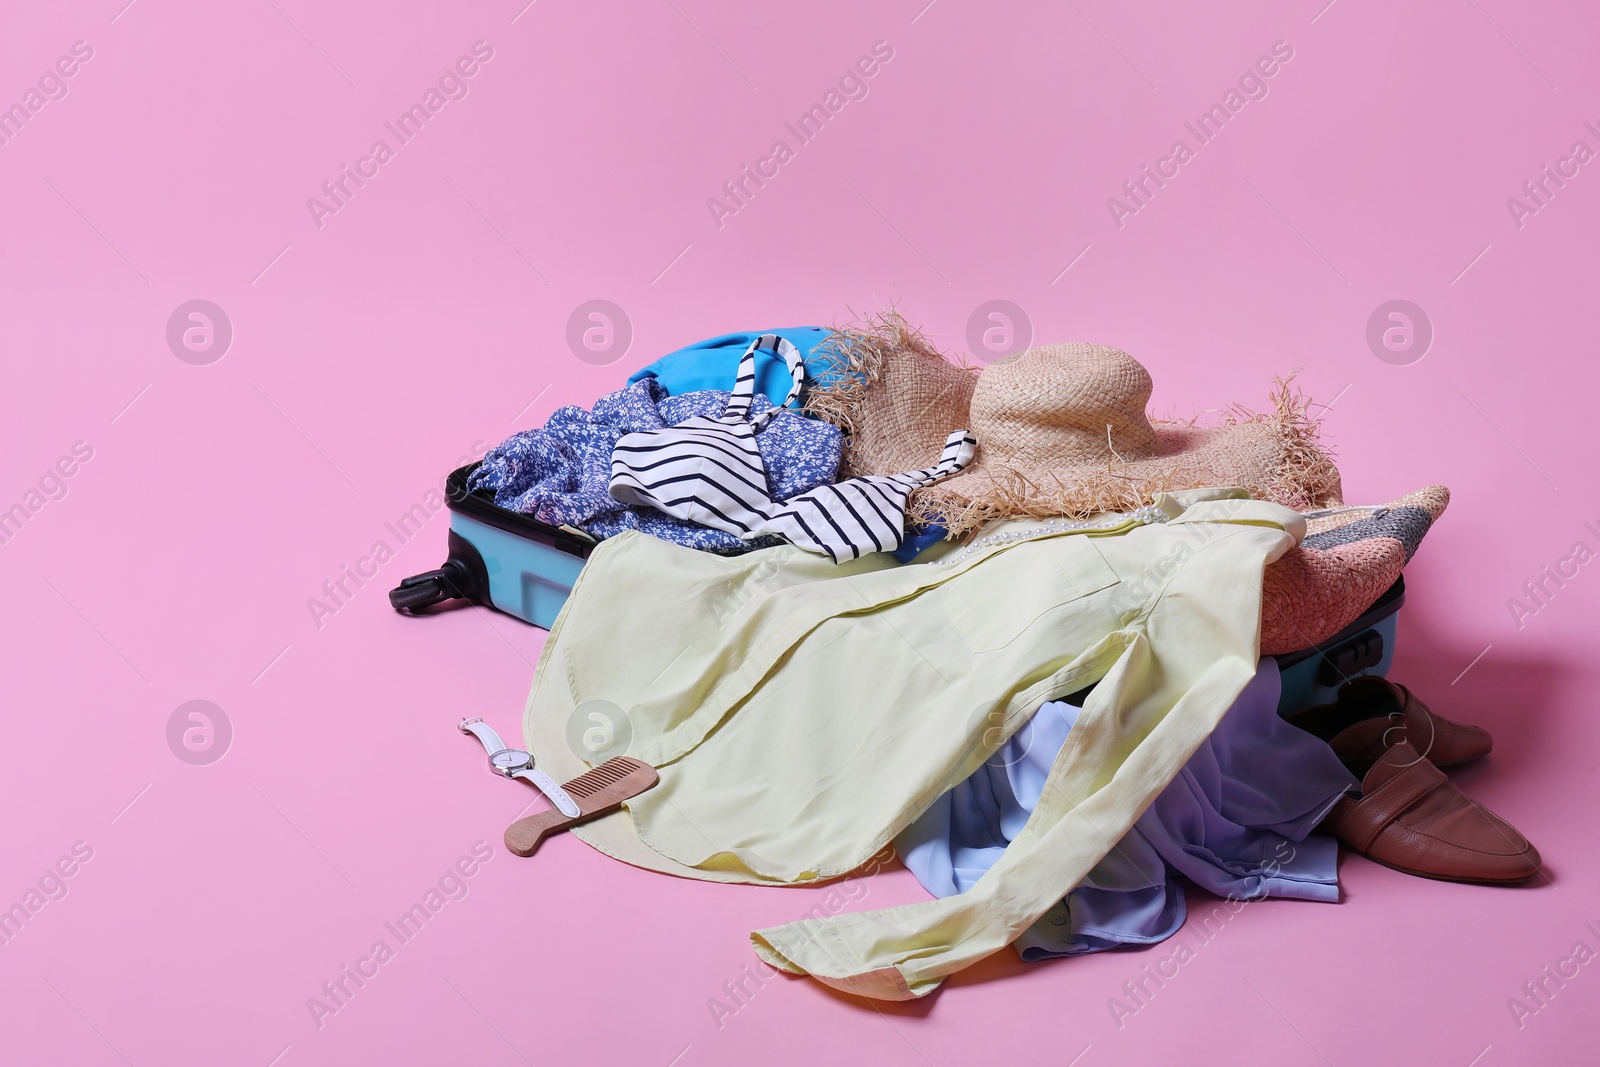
[{"xmin": 2, "ymin": 0, "xmax": 1596, "ymax": 1063}]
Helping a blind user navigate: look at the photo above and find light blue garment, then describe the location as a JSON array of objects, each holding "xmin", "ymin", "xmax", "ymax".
[
  {"xmin": 895, "ymin": 659, "xmax": 1357, "ymax": 960},
  {"xmin": 627, "ymin": 327, "xmax": 851, "ymax": 407}
]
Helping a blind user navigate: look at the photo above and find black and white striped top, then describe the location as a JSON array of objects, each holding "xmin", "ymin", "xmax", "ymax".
[{"xmin": 609, "ymin": 335, "xmax": 975, "ymax": 562}]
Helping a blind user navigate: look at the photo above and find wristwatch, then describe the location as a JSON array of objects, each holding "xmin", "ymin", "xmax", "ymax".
[{"xmin": 458, "ymin": 717, "xmax": 580, "ymax": 818}]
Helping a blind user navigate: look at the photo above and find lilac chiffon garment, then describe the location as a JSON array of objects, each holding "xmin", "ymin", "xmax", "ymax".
[
  {"xmin": 895, "ymin": 660, "xmax": 1358, "ymax": 961},
  {"xmin": 468, "ymin": 378, "xmax": 842, "ymax": 553}
]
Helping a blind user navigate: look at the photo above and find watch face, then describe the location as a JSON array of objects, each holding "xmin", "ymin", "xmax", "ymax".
[{"xmin": 491, "ymin": 749, "xmax": 532, "ymax": 771}]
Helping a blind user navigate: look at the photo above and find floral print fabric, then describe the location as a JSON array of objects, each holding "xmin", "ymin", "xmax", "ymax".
[{"xmin": 468, "ymin": 378, "xmax": 842, "ymax": 553}]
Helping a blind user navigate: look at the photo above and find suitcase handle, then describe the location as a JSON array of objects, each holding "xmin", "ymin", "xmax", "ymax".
[{"xmin": 1315, "ymin": 628, "xmax": 1385, "ymax": 686}]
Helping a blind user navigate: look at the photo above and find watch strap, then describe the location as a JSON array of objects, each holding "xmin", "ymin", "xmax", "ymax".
[
  {"xmin": 460, "ymin": 717, "xmax": 509, "ymax": 758},
  {"xmin": 515, "ymin": 768, "xmax": 582, "ymax": 819}
]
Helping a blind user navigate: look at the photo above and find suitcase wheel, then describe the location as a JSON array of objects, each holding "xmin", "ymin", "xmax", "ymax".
[{"xmin": 389, "ymin": 531, "xmax": 489, "ymax": 614}]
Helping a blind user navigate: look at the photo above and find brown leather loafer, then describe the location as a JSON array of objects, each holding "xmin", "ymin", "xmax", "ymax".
[
  {"xmin": 1288, "ymin": 677, "xmax": 1492, "ymax": 775},
  {"xmin": 1326, "ymin": 740, "xmax": 1540, "ymax": 885}
]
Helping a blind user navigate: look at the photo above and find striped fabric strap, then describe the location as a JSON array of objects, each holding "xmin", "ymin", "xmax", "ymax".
[
  {"xmin": 755, "ymin": 429, "xmax": 977, "ymax": 562},
  {"xmin": 720, "ymin": 334, "xmax": 806, "ymax": 430}
]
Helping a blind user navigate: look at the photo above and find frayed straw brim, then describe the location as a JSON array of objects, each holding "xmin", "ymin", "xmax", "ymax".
[
  {"xmin": 913, "ymin": 381, "xmax": 1345, "ymax": 536},
  {"xmin": 805, "ymin": 308, "xmax": 978, "ymax": 480}
]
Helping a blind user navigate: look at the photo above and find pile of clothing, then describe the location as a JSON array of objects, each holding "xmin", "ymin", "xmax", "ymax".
[{"xmin": 472, "ymin": 313, "xmax": 1539, "ymax": 1001}]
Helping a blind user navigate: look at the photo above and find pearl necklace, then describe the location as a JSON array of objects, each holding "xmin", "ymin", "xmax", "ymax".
[{"xmin": 928, "ymin": 505, "xmax": 1169, "ymax": 566}]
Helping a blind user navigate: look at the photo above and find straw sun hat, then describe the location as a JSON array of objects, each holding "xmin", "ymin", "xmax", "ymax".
[
  {"xmin": 805, "ymin": 312, "xmax": 1448, "ymax": 653},
  {"xmin": 807, "ymin": 313, "xmax": 1345, "ymax": 536}
]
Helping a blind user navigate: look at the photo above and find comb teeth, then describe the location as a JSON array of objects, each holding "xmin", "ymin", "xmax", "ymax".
[{"xmin": 568, "ymin": 758, "xmax": 637, "ymax": 797}]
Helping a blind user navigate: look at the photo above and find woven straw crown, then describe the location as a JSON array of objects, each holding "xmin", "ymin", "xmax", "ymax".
[{"xmin": 974, "ymin": 344, "xmax": 1160, "ymax": 466}]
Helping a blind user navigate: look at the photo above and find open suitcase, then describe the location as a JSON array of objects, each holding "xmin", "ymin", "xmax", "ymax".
[{"xmin": 391, "ymin": 464, "xmax": 1405, "ymax": 718}]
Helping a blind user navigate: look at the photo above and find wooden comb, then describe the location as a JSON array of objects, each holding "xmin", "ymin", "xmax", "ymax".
[{"xmin": 504, "ymin": 756, "xmax": 659, "ymax": 856}]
